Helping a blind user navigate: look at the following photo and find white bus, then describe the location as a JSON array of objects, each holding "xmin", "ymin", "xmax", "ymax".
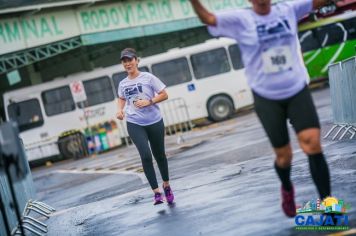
[{"xmin": 3, "ymin": 37, "xmax": 253, "ymax": 162}]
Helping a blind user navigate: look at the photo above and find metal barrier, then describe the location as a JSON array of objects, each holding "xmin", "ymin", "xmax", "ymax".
[
  {"xmin": 160, "ymin": 97, "xmax": 194, "ymax": 136},
  {"xmin": 325, "ymin": 57, "xmax": 356, "ymax": 140},
  {"xmin": 160, "ymin": 97, "xmax": 194, "ymax": 144},
  {"xmin": 343, "ymin": 58, "xmax": 356, "ymax": 124},
  {"xmin": 118, "ymin": 97, "xmax": 194, "ymax": 146},
  {"xmin": 0, "ymin": 122, "xmax": 55, "ymax": 236}
]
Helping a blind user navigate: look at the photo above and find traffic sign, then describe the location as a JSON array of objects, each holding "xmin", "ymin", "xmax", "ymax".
[{"xmin": 70, "ymin": 81, "xmax": 87, "ymax": 103}]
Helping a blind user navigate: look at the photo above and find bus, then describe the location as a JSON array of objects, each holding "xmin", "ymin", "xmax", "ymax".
[
  {"xmin": 3, "ymin": 37, "xmax": 253, "ymax": 162},
  {"xmin": 299, "ymin": 5, "xmax": 356, "ymax": 81}
]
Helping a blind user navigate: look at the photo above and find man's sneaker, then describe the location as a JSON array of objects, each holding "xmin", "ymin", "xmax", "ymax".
[
  {"xmin": 154, "ymin": 192, "xmax": 164, "ymax": 205},
  {"xmin": 163, "ymin": 185, "xmax": 174, "ymax": 204},
  {"xmin": 281, "ymin": 185, "xmax": 296, "ymax": 217}
]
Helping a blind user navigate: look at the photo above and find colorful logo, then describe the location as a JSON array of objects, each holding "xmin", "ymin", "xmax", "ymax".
[{"xmin": 295, "ymin": 197, "xmax": 351, "ymax": 231}]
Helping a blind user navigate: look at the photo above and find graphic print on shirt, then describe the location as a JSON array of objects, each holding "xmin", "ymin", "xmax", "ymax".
[
  {"xmin": 123, "ymin": 83, "xmax": 144, "ymax": 110},
  {"xmin": 256, "ymin": 19, "xmax": 291, "ymax": 42},
  {"xmin": 256, "ymin": 18, "xmax": 294, "ymax": 74}
]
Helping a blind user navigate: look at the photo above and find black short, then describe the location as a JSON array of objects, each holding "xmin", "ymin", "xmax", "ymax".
[{"xmin": 253, "ymin": 86, "xmax": 320, "ymax": 148}]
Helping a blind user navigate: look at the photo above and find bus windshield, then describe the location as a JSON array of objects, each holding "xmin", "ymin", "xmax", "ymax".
[{"xmin": 7, "ymin": 99, "xmax": 44, "ymax": 132}]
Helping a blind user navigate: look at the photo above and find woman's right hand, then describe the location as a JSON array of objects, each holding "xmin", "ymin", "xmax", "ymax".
[{"xmin": 116, "ymin": 110, "xmax": 125, "ymax": 120}]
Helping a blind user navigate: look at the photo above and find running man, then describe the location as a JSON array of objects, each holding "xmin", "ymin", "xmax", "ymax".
[
  {"xmin": 117, "ymin": 48, "xmax": 174, "ymax": 205},
  {"xmin": 190, "ymin": 0, "xmax": 338, "ymax": 217}
]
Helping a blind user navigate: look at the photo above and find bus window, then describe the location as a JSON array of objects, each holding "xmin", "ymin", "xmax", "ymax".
[
  {"xmin": 79, "ymin": 76, "xmax": 115, "ymax": 108},
  {"xmin": 42, "ymin": 86, "xmax": 75, "ymax": 116},
  {"xmin": 298, "ymin": 30, "xmax": 320, "ymax": 52},
  {"xmin": 152, "ymin": 58, "xmax": 192, "ymax": 87},
  {"xmin": 228, "ymin": 44, "xmax": 244, "ymax": 70},
  {"xmin": 191, "ymin": 48, "xmax": 231, "ymax": 79},
  {"xmin": 112, "ymin": 66, "xmax": 149, "ymax": 95},
  {"xmin": 316, "ymin": 24, "xmax": 345, "ymax": 47},
  {"xmin": 7, "ymin": 99, "xmax": 44, "ymax": 132},
  {"xmin": 343, "ymin": 18, "xmax": 356, "ymax": 40}
]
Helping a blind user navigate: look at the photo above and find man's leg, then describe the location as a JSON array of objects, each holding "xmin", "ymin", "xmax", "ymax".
[
  {"xmin": 253, "ymin": 91, "xmax": 292, "ymax": 188},
  {"xmin": 297, "ymin": 128, "xmax": 331, "ymax": 200},
  {"xmin": 274, "ymin": 144, "xmax": 293, "ymax": 191},
  {"xmin": 253, "ymin": 91, "xmax": 296, "ymax": 217},
  {"xmin": 274, "ymin": 143, "xmax": 296, "ymax": 217},
  {"xmin": 288, "ymin": 86, "xmax": 331, "ymax": 200}
]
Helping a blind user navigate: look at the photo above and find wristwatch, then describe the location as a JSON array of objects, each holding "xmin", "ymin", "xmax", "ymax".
[{"xmin": 149, "ymin": 99, "xmax": 154, "ymax": 105}]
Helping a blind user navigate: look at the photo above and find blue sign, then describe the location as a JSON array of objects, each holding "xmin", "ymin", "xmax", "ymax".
[{"xmin": 187, "ymin": 83, "xmax": 195, "ymax": 92}]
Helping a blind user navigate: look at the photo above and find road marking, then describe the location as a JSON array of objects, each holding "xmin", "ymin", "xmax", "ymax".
[
  {"xmin": 49, "ymin": 187, "xmax": 148, "ymax": 217},
  {"xmin": 54, "ymin": 169, "xmax": 147, "ymax": 184}
]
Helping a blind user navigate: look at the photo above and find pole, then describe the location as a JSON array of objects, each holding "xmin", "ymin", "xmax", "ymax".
[{"xmin": 82, "ymin": 101, "xmax": 94, "ymax": 156}]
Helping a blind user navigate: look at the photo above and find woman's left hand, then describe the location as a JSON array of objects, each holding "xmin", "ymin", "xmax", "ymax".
[{"xmin": 134, "ymin": 99, "xmax": 151, "ymax": 108}]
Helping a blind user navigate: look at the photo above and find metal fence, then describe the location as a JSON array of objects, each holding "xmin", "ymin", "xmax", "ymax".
[
  {"xmin": 0, "ymin": 170, "xmax": 53, "ymax": 236},
  {"xmin": 1, "ymin": 122, "xmax": 55, "ymax": 236},
  {"xmin": 160, "ymin": 97, "xmax": 194, "ymax": 136},
  {"xmin": 117, "ymin": 97, "xmax": 194, "ymax": 146},
  {"xmin": 325, "ymin": 57, "xmax": 356, "ymax": 140}
]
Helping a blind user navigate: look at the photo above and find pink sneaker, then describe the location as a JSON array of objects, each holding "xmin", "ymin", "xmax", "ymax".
[
  {"xmin": 154, "ymin": 192, "xmax": 164, "ymax": 205},
  {"xmin": 163, "ymin": 185, "xmax": 174, "ymax": 204},
  {"xmin": 281, "ymin": 185, "xmax": 296, "ymax": 217}
]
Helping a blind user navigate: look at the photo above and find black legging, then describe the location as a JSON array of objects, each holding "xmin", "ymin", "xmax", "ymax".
[{"xmin": 127, "ymin": 119, "xmax": 169, "ymax": 190}]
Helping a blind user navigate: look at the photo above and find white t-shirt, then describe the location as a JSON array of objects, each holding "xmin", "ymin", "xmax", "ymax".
[
  {"xmin": 118, "ymin": 72, "xmax": 166, "ymax": 126},
  {"xmin": 208, "ymin": 0, "xmax": 313, "ymax": 99}
]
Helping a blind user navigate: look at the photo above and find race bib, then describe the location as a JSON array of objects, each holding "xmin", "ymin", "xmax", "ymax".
[{"xmin": 261, "ymin": 46, "xmax": 293, "ymax": 74}]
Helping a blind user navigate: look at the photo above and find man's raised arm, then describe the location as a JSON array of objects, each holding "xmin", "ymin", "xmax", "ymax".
[{"xmin": 190, "ymin": 0, "xmax": 217, "ymax": 26}]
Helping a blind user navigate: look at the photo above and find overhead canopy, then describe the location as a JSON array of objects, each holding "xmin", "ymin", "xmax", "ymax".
[{"xmin": 0, "ymin": 0, "xmax": 107, "ymax": 13}]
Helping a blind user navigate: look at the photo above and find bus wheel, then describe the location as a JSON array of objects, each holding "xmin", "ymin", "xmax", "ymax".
[
  {"xmin": 58, "ymin": 132, "xmax": 87, "ymax": 160},
  {"xmin": 208, "ymin": 95, "xmax": 234, "ymax": 122}
]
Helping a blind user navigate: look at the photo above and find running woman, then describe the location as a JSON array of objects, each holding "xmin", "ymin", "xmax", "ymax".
[
  {"xmin": 116, "ymin": 48, "xmax": 174, "ymax": 205},
  {"xmin": 190, "ymin": 0, "xmax": 338, "ymax": 217}
]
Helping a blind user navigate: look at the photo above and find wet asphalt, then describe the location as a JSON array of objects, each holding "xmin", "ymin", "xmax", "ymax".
[{"xmin": 31, "ymin": 86, "xmax": 356, "ymax": 236}]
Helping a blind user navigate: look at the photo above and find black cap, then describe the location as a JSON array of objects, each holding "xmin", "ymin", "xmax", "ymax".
[{"xmin": 120, "ymin": 48, "xmax": 137, "ymax": 60}]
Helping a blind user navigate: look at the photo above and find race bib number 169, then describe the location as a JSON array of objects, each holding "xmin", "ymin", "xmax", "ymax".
[{"xmin": 261, "ymin": 46, "xmax": 293, "ymax": 74}]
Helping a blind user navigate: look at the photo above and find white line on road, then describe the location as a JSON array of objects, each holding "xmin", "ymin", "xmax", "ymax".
[{"xmin": 54, "ymin": 169, "xmax": 148, "ymax": 184}]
